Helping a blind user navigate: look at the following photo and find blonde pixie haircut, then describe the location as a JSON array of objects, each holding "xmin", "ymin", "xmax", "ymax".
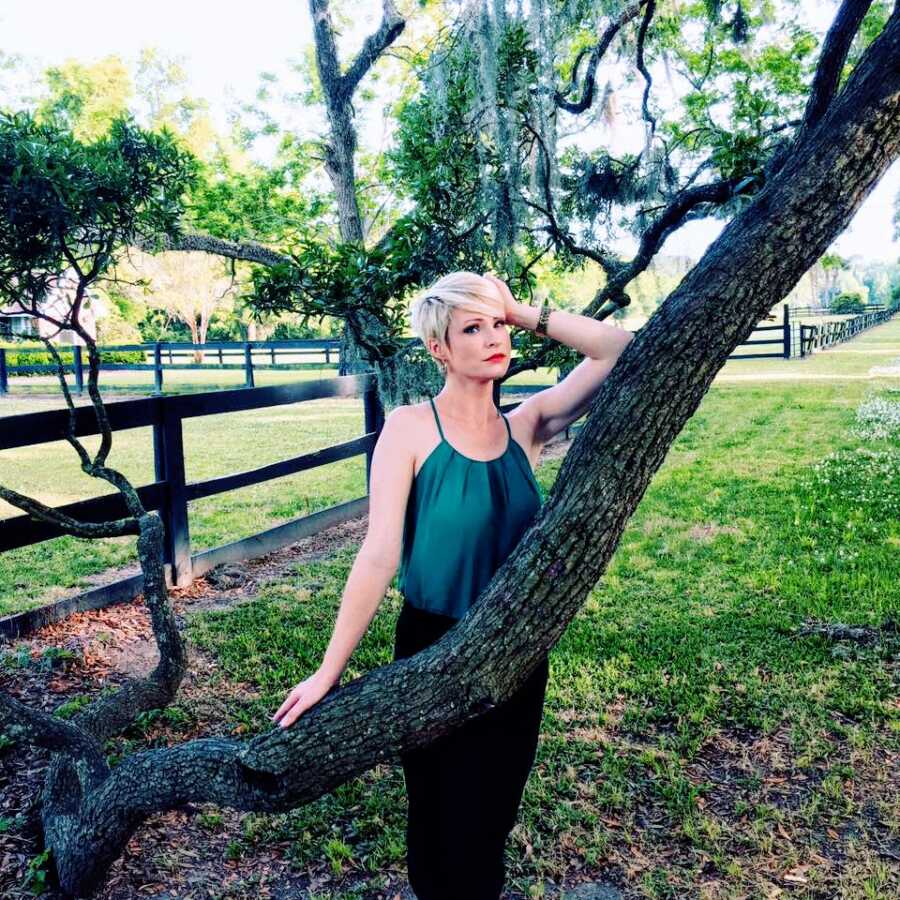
[{"xmin": 409, "ymin": 271, "xmax": 505, "ymax": 358}]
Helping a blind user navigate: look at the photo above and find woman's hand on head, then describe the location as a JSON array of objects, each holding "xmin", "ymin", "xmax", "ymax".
[
  {"xmin": 271, "ymin": 669, "xmax": 338, "ymax": 729},
  {"xmin": 482, "ymin": 272, "xmax": 520, "ymax": 324}
]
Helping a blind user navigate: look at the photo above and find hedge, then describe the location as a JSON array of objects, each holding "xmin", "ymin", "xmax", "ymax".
[{"xmin": 0, "ymin": 343, "xmax": 144, "ymax": 376}]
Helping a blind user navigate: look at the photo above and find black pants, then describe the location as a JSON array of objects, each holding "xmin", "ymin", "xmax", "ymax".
[{"xmin": 393, "ymin": 599, "xmax": 549, "ymax": 900}]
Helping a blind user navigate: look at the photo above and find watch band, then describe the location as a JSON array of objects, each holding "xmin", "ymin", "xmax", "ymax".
[{"xmin": 535, "ymin": 300, "xmax": 551, "ymax": 336}]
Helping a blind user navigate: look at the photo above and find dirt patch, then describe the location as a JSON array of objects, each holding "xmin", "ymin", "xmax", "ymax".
[{"xmin": 687, "ymin": 522, "xmax": 743, "ymax": 541}]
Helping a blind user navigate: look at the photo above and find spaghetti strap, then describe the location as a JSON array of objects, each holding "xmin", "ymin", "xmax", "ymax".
[
  {"xmin": 428, "ymin": 396, "xmax": 446, "ymax": 441},
  {"xmin": 500, "ymin": 410, "xmax": 512, "ymax": 439}
]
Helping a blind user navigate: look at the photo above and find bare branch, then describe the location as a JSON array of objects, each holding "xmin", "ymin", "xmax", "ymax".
[
  {"xmin": 340, "ymin": 0, "xmax": 406, "ymax": 101},
  {"xmin": 508, "ymin": 173, "xmax": 751, "ymax": 379},
  {"xmin": 39, "ymin": 337, "xmax": 94, "ymax": 470},
  {"xmin": 520, "ymin": 119, "xmax": 620, "ymax": 277},
  {"xmin": 0, "ymin": 690, "xmax": 108, "ymax": 782},
  {"xmin": 73, "ymin": 514, "xmax": 187, "ymax": 739},
  {"xmin": 636, "ymin": 0, "xmax": 658, "ymax": 139},
  {"xmin": 133, "ymin": 232, "xmax": 295, "ymax": 268},
  {"xmin": 0, "ymin": 484, "xmax": 140, "ymax": 539}
]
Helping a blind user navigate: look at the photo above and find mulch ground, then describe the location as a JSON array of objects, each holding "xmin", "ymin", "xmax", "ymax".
[{"xmin": 0, "ymin": 514, "xmax": 399, "ymax": 900}]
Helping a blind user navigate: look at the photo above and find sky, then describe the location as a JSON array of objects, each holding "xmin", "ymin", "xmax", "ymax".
[{"xmin": 1, "ymin": 0, "xmax": 897, "ymax": 264}]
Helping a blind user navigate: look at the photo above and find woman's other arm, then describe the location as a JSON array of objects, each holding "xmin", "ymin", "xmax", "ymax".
[
  {"xmin": 272, "ymin": 406, "xmax": 416, "ymax": 728},
  {"xmin": 484, "ymin": 272, "xmax": 634, "ymax": 446}
]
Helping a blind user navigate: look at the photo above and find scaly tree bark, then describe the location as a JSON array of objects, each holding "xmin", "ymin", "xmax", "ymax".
[{"xmin": 1, "ymin": 5, "xmax": 898, "ymax": 896}]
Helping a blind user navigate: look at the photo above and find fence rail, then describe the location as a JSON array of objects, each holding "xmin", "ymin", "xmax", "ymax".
[
  {"xmin": 5, "ymin": 304, "xmax": 895, "ymax": 396},
  {"xmin": 0, "ymin": 338, "xmax": 341, "ymax": 395},
  {"xmin": 791, "ymin": 304, "xmax": 886, "ymax": 317}
]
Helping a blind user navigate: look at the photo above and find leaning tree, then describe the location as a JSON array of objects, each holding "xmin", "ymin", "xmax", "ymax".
[{"xmin": 1, "ymin": 1, "xmax": 899, "ymax": 896}]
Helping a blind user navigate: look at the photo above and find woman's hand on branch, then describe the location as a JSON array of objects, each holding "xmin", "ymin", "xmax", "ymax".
[{"xmin": 271, "ymin": 669, "xmax": 338, "ymax": 729}]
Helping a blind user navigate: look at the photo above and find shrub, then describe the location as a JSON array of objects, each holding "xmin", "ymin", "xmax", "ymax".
[
  {"xmin": 1, "ymin": 341, "xmax": 143, "ymax": 375},
  {"xmin": 830, "ymin": 293, "xmax": 867, "ymax": 314}
]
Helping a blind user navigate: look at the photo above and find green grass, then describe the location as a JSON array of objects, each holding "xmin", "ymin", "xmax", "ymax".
[{"xmin": 178, "ymin": 364, "xmax": 899, "ymax": 897}]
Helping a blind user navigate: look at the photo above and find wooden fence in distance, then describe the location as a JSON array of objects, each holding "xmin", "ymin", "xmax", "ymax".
[{"xmin": 5, "ymin": 304, "xmax": 893, "ymax": 396}]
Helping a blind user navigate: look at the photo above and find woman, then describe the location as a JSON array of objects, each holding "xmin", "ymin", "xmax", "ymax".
[{"xmin": 273, "ymin": 271, "xmax": 633, "ymax": 898}]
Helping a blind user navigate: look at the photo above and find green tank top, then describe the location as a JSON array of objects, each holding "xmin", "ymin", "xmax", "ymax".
[{"xmin": 398, "ymin": 396, "xmax": 544, "ymax": 620}]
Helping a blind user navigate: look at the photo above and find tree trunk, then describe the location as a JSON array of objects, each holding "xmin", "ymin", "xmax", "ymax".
[
  {"xmin": 188, "ymin": 317, "xmax": 203, "ymax": 364},
  {"xmin": 5, "ymin": 9, "xmax": 900, "ymax": 898},
  {"xmin": 308, "ymin": 0, "xmax": 405, "ymax": 376}
]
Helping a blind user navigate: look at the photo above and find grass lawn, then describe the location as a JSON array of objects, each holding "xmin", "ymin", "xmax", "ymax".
[
  {"xmin": 1, "ymin": 321, "xmax": 898, "ymax": 617},
  {"xmin": 0, "ymin": 318, "xmax": 898, "ymax": 897},
  {"xmin": 179, "ymin": 327, "xmax": 898, "ymax": 898}
]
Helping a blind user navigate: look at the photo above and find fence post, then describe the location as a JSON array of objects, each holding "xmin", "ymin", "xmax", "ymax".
[
  {"xmin": 154, "ymin": 342, "xmax": 163, "ymax": 394},
  {"xmin": 73, "ymin": 345, "xmax": 84, "ymax": 395},
  {"xmin": 244, "ymin": 342, "xmax": 255, "ymax": 388},
  {"xmin": 0, "ymin": 349, "xmax": 7, "ymax": 394},
  {"xmin": 325, "ymin": 344, "xmax": 331, "ymax": 365},
  {"xmin": 270, "ymin": 344, "xmax": 276, "ymax": 366},
  {"xmin": 218, "ymin": 346, "xmax": 223, "ymax": 365},
  {"xmin": 363, "ymin": 380, "xmax": 385, "ymax": 492},
  {"xmin": 152, "ymin": 399, "xmax": 192, "ymax": 587},
  {"xmin": 782, "ymin": 304, "xmax": 791, "ymax": 359}
]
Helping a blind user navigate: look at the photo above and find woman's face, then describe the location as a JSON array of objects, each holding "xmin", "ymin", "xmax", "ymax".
[{"xmin": 432, "ymin": 305, "xmax": 511, "ymax": 378}]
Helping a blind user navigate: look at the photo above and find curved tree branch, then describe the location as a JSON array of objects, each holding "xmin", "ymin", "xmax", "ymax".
[
  {"xmin": 636, "ymin": 0, "xmax": 658, "ymax": 139},
  {"xmin": 134, "ymin": 232, "xmax": 295, "ymax": 268},
  {"xmin": 509, "ymin": 170, "xmax": 752, "ymax": 378},
  {"xmin": 0, "ymin": 692, "xmax": 108, "ymax": 784},
  {"xmin": 0, "ymin": 485, "xmax": 140, "ymax": 539},
  {"xmin": 555, "ymin": 1, "xmax": 648, "ymax": 114}
]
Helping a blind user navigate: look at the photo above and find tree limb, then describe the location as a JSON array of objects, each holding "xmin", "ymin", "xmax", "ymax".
[
  {"xmin": 509, "ymin": 172, "xmax": 751, "ymax": 378},
  {"xmin": 134, "ymin": 232, "xmax": 295, "ymax": 268},
  {"xmin": 555, "ymin": 1, "xmax": 648, "ymax": 114},
  {"xmin": 0, "ymin": 485, "xmax": 140, "ymax": 539},
  {"xmin": 40, "ymin": 337, "xmax": 96, "ymax": 472},
  {"xmin": 799, "ymin": 0, "xmax": 875, "ymax": 135},
  {"xmin": 0, "ymin": 691, "xmax": 108, "ymax": 785},
  {"xmin": 339, "ymin": 0, "xmax": 406, "ymax": 102},
  {"xmin": 636, "ymin": 0, "xmax": 658, "ymax": 139}
]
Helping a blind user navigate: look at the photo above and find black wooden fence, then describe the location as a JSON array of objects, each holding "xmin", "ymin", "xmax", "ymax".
[
  {"xmin": 0, "ymin": 338, "xmax": 338, "ymax": 395},
  {"xmin": 0, "ymin": 376, "xmax": 557, "ymax": 638},
  {"xmin": 791, "ymin": 304, "xmax": 886, "ymax": 317},
  {"xmin": 798, "ymin": 307, "xmax": 896, "ymax": 354},
  {"xmin": 6, "ymin": 304, "xmax": 895, "ymax": 396}
]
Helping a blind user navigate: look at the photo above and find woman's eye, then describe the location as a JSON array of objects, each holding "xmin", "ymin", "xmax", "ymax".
[{"xmin": 465, "ymin": 321, "xmax": 504, "ymax": 334}]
